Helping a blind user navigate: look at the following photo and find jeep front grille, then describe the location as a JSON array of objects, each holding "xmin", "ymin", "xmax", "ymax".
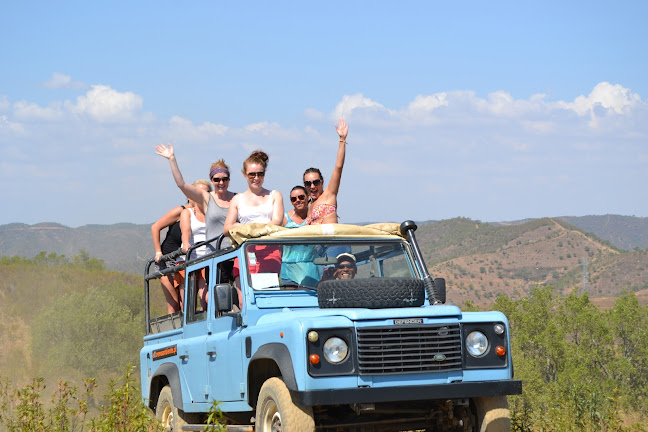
[{"xmin": 356, "ymin": 324, "xmax": 462, "ymax": 375}]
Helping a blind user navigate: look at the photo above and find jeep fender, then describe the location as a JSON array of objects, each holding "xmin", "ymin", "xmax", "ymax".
[
  {"xmin": 250, "ymin": 343, "xmax": 297, "ymax": 390},
  {"xmin": 150, "ymin": 363, "xmax": 184, "ymax": 410}
]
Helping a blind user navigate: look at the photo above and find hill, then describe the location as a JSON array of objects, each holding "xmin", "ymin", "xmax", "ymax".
[
  {"xmin": 0, "ymin": 222, "xmax": 152, "ymax": 275},
  {"xmin": 415, "ymin": 217, "xmax": 648, "ymax": 307},
  {"xmin": 558, "ymin": 214, "xmax": 648, "ymax": 251}
]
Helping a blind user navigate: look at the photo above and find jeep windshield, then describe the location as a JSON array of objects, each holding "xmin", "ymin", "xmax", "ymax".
[{"xmin": 243, "ymin": 239, "xmax": 419, "ymax": 291}]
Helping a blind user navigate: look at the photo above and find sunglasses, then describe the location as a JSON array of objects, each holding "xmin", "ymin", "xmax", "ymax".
[
  {"xmin": 290, "ymin": 194, "xmax": 306, "ymax": 203},
  {"xmin": 247, "ymin": 171, "xmax": 265, "ymax": 179},
  {"xmin": 304, "ymin": 179, "xmax": 322, "ymax": 187},
  {"xmin": 336, "ymin": 263, "xmax": 356, "ymax": 270},
  {"xmin": 211, "ymin": 176, "xmax": 230, "ymax": 183}
]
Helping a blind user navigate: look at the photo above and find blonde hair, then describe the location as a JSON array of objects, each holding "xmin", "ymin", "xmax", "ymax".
[
  {"xmin": 242, "ymin": 150, "xmax": 269, "ymax": 173},
  {"xmin": 193, "ymin": 179, "xmax": 213, "ymax": 192}
]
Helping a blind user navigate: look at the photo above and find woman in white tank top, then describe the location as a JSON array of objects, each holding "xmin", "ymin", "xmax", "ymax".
[
  {"xmin": 223, "ymin": 150, "xmax": 284, "ymax": 309},
  {"xmin": 180, "ymin": 180, "xmax": 211, "ymax": 310}
]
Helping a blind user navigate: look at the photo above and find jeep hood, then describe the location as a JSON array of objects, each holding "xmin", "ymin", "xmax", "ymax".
[{"xmin": 255, "ymin": 304, "xmax": 463, "ymax": 326}]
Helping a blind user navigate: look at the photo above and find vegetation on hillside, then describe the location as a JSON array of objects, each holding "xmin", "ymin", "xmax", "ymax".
[
  {"xmin": 2, "ymin": 251, "xmax": 648, "ymax": 429},
  {"xmin": 493, "ymin": 288, "xmax": 648, "ymax": 431}
]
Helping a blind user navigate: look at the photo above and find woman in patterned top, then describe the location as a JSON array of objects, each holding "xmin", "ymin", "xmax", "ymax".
[{"xmin": 303, "ymin": 118, "xmax": 348, "ymax": 225}]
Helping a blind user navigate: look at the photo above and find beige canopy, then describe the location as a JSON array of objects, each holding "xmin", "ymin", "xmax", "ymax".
[{"xmin": 227, "ymin": 223, "xmax": 405, "ymax": 247}]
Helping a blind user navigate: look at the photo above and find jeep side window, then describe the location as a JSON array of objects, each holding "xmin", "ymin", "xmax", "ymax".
[{"xmin": 186, "ymin": 265, "xmax": 209, "ymax": 323}]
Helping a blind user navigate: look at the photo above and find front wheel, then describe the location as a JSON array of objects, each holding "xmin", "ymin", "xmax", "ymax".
[
  {"xmin": 255, "ymin": 377, "xmax": 314, "ymax": 432},
  {"xmin": 474, "ymin": 396, "xmax": 511, "ymax": 432},
  {"xmin": 156, "ymin": 385, "xmax": 202, "ymax": 431}
]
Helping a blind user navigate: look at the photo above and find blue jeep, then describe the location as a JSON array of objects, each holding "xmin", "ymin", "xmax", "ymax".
[{"xmin": 141, "ymin": 221, "xmax": 521, "ymax": 431}]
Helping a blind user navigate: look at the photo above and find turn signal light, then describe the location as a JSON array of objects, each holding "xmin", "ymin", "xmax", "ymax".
[
  {"xmin": 309, "ymin": 354, "xmax": 320, "ymax": 365},
  {"xmin": 495, "ymin": 346, "xmax": 506, "ymax": 357}
]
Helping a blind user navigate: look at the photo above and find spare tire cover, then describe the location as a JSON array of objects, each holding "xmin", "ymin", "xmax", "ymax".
[{"xmin": 317, "ymin": 277, "xmax": 425, "ymax": 308}]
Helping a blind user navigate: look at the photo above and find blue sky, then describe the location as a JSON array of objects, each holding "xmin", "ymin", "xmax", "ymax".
[{"xmin": 1, "ymin": 1, "xmax": 647, "ymax": 227}]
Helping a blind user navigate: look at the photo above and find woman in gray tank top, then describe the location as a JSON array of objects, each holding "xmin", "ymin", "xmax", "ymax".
[{"xmin": 155, "ymin": 143, "xmax": 236, "ymax": 249}]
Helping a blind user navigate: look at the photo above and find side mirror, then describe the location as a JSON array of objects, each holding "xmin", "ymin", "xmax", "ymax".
[
  {"xmin": 214, "ymin": 283, "xmax": 233, "ymax": 313},
  {"xmin": 433, "ymin": 278, "xmax": 446, "ymax": 304}
]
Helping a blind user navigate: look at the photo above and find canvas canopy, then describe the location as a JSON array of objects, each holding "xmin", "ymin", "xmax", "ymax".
[{"xmin": 227, "ymin": 223, "xmax": 405, "ymax": 247}]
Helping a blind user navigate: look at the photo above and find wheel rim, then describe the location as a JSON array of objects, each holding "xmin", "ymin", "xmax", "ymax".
[
  {"xmin": 261, "ymin": 400, "xmax": 282, "ymax": 432},
  {"xmin": 161, "ymin": 404, "xmax": 173, "ymax": 430}
]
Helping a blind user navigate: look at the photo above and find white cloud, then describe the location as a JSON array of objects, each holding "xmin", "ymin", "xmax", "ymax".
[
  {"xmin": 168, "ymin": 116, "xmax": 228, "ymax": 142},
  {"xmin": 407, "ymin": 93, "xmax": 449, "ymax": 112},
  {"xmin": 13, "ymin": 101, "xmax": 63, "ymax": 122},
  {"xmin": 0, "ymin": 115, "xmax": 26, "ymax": 136},
  {"xmin": 333, "ymin": 93, "xmax": 386, "ymax": 119},
  {"xmin": 42, "ymin": 72, "xmax": 86, "ymax": 90},
  {"xmin": 70, "ymin": 85, "xmax": 143, "ymax": 122},
  {"xmin": 559, "ymin": 82, "xmax": 641, "ymax": 116}
]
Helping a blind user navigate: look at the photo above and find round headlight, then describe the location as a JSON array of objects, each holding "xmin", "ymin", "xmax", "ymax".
[
  {"xmin": 466, "ymin": 331, "xmax": 489, "ymax": 357},
  {"xmin": 323, "ymin": 337, "xmax": 348, "ymax": 363}
]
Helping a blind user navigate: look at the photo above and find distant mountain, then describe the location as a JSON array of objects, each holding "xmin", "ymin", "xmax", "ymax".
[
  {"xmin": 0, "ymin": 222, "xmax": 152, "ymax": 275},
  {"xmin": 490, "ymin": 214, "xmax": 648, "ymax": 251},
  {"xmin": 557, "ymin": 215, "xmax": 648, "ymax": 251},
  {"xmin": 1, "ymin": 215, "xmax": 647, "ymax": 307}
]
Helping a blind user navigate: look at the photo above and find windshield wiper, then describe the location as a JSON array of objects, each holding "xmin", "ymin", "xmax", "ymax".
[{"xmin": 261, "ymin": 283, "xmax": 318, "ymax": 291}]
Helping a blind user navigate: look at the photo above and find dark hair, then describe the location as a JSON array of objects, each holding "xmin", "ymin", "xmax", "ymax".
[
  {"xmin": 303, "ymin": 167, "xmax": 323, "ymax": 181},
  {"xmin": 290, "ymin": 185, "xmax": 307, "ymax": 195},
  {"xmin": 243, "ymin": 150, "xmax": 269, "ymax": 173}
]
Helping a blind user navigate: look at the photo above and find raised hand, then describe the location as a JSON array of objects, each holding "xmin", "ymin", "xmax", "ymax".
[
  {"xmin": 155, "ymin": 143, "xmax": 174, "ymax": 159},
  {"xmin": 335, "ymin": 118, "xmax": 348, "ymax": 141}
]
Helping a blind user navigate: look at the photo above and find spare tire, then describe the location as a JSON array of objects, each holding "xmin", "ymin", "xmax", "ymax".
[{"xmin": 317, "ymin": 277, "xmax": 425, "ymax": 309}]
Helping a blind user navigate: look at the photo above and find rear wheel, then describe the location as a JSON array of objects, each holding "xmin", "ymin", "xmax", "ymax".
[
  {"xmin": 474, "ymin": 396, "xmax": 511, "ymax": 432},
  {"xmin": 156, "ymin": 385, "xmax": 202, "ymax": 431},
  {"xmin": 256, "ymin": 377, "xmax": 315, "ymax": 432}
]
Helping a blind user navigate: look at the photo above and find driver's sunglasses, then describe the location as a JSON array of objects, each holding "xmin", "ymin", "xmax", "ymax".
[
  {"xmin": 211, "ymin": 176, "xmax": 230, "ymax": 183},
  {"xmin": 290, "ymin": 194, "xmax": 306, "ymax": 203},
  {"xmin": 304, "ymin": 179, "xmax": 322, "ymax": 187},
  {"xmin": 336, "ymin": 263, "xmax": 356, "ymax": 270},
  {"xmin": 247, "ymin": 171, "xmax": 265, "ymax": 179}
]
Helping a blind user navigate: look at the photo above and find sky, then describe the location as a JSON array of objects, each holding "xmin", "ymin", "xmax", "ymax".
[{"xmin": 1, "ymin": 1, "xmax": 647, "ymax": 227}]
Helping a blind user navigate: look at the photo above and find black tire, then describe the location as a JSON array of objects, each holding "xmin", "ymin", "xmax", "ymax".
[
  {"xmin": 317, "ymin": 277, "xmax": 425, "ymax": 308},
  {"xmin": 156, "ymin": 385, "xmax": 203, "ymax": 431},
  {"xmin": 255, "ymin": 377, "xmax": 315, "ymax": 432},
  {"xmin": 474, "ymin": 396, "xmax": 511, "ymax": 432}
]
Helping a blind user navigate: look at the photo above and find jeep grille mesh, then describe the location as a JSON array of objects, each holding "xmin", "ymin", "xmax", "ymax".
[{"xmin": 356, "ymin": 324, "xmax": 462, "ymax": 375}]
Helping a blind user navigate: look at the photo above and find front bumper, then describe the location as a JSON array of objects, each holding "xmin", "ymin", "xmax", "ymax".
[{"xmin": 292, "ymin": 379, "xmax": 522, "ymax": 406}]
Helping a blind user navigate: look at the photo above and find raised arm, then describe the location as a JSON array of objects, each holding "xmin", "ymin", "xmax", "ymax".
[
  {"xmin": 324, "ymin": 118, "xmax": 348, "ymax": 198},
  {"xmin": 270, "ymin": 190, "xmax": 285, "ymax": 226},
  {"xmin": 151, "ymin": 205, "xmax": 185, "ymax": 261},
  {"xmin": 155, "ymin": 143, "xmax": 209, "ymax": 213}
]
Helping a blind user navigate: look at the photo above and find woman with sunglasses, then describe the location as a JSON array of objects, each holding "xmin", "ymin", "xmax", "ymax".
[
  {"xmin": 303, "ymin": 118, "xmax": 349, "ymax": 225},
  {"xmin": 155, "ymin": 143, "xmax": 236, "ymax": 249},
  {"xmin": 281, "ymin": 185, "xmax": 319, "ymax": 286},
  {"xmin": 282, "ymin": 186, "xmax": 308, "ymax": 228},
  {"xmin": 224, "ymin": 150, "xmax": 284, "ymax": 305}
]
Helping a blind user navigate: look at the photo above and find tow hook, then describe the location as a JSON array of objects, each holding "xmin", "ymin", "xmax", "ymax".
[{"xmin": 352, "ymin": 403, "xmax": 375, "ymax": 414}]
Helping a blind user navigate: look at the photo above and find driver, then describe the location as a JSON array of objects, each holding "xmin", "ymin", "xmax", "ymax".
[{"xmin": 322, "ymin": 253, "xmax": 357, "ymax": 280}]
